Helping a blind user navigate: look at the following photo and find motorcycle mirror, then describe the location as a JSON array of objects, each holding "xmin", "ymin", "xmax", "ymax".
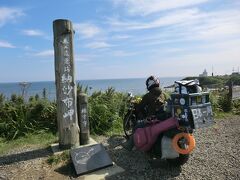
[{"xmin": 128, "ymin": 92, "xmax": 133, "ymax": 97}]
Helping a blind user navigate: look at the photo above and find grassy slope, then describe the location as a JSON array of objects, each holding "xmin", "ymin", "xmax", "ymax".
[{"xmin": 0, "ymin": 132, "xmax": 57, "ymax": 155}]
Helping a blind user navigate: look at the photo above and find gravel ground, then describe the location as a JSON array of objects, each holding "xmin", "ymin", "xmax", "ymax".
[{"xmin": 0, "ymin": 115, "xmax": 239, "ymax": 180}]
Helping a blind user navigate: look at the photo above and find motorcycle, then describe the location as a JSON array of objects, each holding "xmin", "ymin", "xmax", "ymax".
[{"xmin": 123, "ymin": 80, "xmax": 214, "ymax": 166}]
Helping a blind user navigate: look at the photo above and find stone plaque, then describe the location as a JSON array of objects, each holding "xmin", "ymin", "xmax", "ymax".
[{"xmin": 70, "ymin": 143, "xmax": 113, "ymax": 175}]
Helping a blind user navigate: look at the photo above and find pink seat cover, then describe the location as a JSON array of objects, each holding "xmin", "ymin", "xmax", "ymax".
[{"xmin": 133, "ymin": 117, "xmax": 179, "ymax": 151}]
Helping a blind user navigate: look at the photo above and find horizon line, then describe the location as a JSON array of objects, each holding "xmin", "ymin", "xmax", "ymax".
[{"xmin": 0, "ymin": 76, "xmax": 187, "ymax": 84}]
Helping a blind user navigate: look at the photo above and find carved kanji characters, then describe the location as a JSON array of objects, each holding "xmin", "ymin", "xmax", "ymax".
[
  {"xmin": 62, "ymin": 84, "xmax": 73, "ymax": 95},
  {"xmin": 64, "ymin": 65, "xmax": 71, "ymax": 73},
  {"xmin": 63, "ymin": 109, "xmax": 74, "ymax": 120},
  {"xmin": 62, "ymin": 97, "xmax": 73, "ymax": 108},
  {"xmin": 61, "ymin": 74, "xmax": 72, "ymax": 83}
]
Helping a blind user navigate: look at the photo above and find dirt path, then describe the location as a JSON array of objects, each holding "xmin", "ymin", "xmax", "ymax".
[{"xmin": 0, "ymin": 116, "xmax": 239, "ymax": 180}]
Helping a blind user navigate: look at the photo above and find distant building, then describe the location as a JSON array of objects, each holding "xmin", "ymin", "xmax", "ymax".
[
  {"xmin": 232, "ymin": 67, "xmax": 240, "ymax": 75},
  {"xmin": 199, "ymin": 69, "xmax": 208, "ymax": 77},
  {"xmin": 232, "ymin": 72, "xmax": 239, "ymax": 75}
]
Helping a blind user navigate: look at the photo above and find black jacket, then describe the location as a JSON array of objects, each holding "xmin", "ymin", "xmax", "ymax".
[{"xmin": 137, "ymin": 87, "xmax": 166, "ymax": 119}]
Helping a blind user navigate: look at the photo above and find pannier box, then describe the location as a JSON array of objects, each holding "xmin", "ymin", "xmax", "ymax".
[{"xmin": 170, "ymin": 81, "xmax": 214, "ymax": 129}]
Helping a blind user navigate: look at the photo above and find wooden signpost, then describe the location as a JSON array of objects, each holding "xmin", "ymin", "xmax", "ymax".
[
  {"xmin": 78, "ymin": 93, "xmax": 90, "ymax": 145},
  {"xmin": 52, "ymin": 19, "xmax": 117, "ymax": 178},
  {"xmin": 53, "ymin": 19, "xmax": 80, "ymax": 149}
]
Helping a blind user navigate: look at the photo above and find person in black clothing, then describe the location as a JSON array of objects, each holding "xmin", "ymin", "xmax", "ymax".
[
  {"xmin": 123, "ymin": 75, "xmax": 168, "ymax": 151},
  {"xmin": 137, "ymin": 75, "xmax": 167, "ymax": 120}
]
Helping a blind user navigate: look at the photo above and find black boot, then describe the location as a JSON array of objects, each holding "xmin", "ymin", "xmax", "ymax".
[{"xmin": 122, "ymin": 135, "xmax": 134, "ymax": 151}]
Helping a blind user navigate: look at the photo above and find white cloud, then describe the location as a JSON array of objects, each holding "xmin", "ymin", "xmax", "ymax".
[
  {"xmin": 85, "ymin": 41, "xmax": 112, "ymax": 49},
  {"xmin": 22, "ymin": 29, "xmax": 44, "ymax": 36},
  {"xmin": 0, "ymin": 40, "xmax": 15, "ymax": 48},
  {"xmin": 34, "ymin": 50, "xmax": 54, "ymax": 57},
  {"xmin": 108, "ymin": 8, "xmax": 203, "ymax": 30},
  {"xmin": 108, "ymin": 7, "xmax": 240, "ymax": 47},
  {"xmin": 101, "ymin": 5, "xmax": 240, "ymax": 77},
  {"xmin": 112, "ymin": 50, "xmax": 135, "ymax": 57},
  {"xmin": 143, "ymin": 39, "xmax": 240, "ymax": 76},
  {"xmin": 23, "ymin": 46, "xmax": 33, "ymax": 51},
  {"xmin": 112, "ymin": 0, "xmax": 209, "ymax": 15},
  {"xmin": 74, "ymin": 23, "xmax": 100, "ymax": 38},
  {"xmin": 112, "ymin": 35, "xmax": 131, "ymax": 39},
  {"xmin": 75, "ymin": 54, "xmax": 95, "ymax": 62},
  {"xmin": 189, "ymin": 10, "xmax": 240, "ymax": 40},
  {"xmin": 0, "ymin": 7, "xmax": 24, "ymax": 27}
]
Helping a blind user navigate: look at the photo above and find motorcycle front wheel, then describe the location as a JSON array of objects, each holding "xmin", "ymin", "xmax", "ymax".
[
  {"xmin": 167, "ymin": 154, "xmax": 189, "ymax": 166},
  {"xmin": 123, "ymin": 111, "xmax": 135, "ymax": 139}
]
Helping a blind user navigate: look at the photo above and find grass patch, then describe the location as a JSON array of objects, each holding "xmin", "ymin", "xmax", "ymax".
[
  {"xmin": 106, "ymin": 119, "xmax": 123, "ymax": 136},
  {"xmin": 0, "ymin": 132, "xmax": 57, "ymax": 155},
  {"xmin": 214, "ymin": 112, "xmax": 236, "ymax": 120},
  {"xmin": 47, "ymin": 150, "xmax": 70, "ymax": 165}
]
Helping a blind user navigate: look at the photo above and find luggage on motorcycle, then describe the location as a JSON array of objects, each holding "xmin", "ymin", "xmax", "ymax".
[
  {"xmin": 133, "ymin": 117, "xmax": 179, "ymax": 152},
  {"xmin": 175, "ymin": 80, "xmax": 202, "ymax": 94}
]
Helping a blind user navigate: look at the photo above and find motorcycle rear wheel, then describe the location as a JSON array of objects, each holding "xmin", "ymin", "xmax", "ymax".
[{"xmin": 167, "ymin": 154, "xmax": 189, "ymax": 166}]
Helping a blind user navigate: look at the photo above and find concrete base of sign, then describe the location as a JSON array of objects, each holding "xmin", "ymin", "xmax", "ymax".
[
  {"xmin": 79, "ymin": 162, "xmax": 124, "ymax": 180},
  {"xmin": 51, "ymin": 137, "xmax": 98, "ymax": 155}
]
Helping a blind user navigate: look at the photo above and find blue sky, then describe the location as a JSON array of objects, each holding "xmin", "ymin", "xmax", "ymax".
[{"xmin": 0, "ymin": 0, "xmax": 240, "ymax": 82}]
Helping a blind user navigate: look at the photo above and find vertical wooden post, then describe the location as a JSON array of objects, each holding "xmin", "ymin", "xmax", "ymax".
[
  {"xmin": 77, "ymin": 93, "xmax": 90, "ymax": 145},
  {"xmin": 228, "ymin": 80, "xmax": 233, "ymax": 110},
  {"xmin": 228, "ymin": 81, "xmax": 233, "ymax": 101},
  {"xmin": 53, "ymin": 19, "xmax": 80, "ymax": 149}
]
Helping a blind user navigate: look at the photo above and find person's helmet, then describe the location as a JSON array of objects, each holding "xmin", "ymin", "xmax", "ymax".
[{"xmin": 146, "ymin": 76, "xmax": 160, "ymax": 91}]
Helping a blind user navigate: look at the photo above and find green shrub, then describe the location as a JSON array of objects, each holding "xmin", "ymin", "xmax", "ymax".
[
  {"xmin": 0, "ymin": 93, "xmax": 5, "ymax": 106},
  {"xmin": 10, "ymin": 94, "xmax": 24, "ymax": 104},
  {"xmin": 77, "ymin": 83, "xmax": 89, "ymax": 94},
  {"xmin": 232, "ymin": 100, "xmax": 240, "ymax": 115},
  {"xmin": 218, "ymin": 91, "xmax": 232, "ymax": 112},
  {"xmin": 0, "ymin": 88, "xmax": 128, "ymax": 139},
  {"xmin": 88, "ymin": 87, "xmax": 128, "ymax": 135},
  {"xmin": 0, "ymin": 95, "xmax": 57, "ymax": 140},
  {"xmin": 209, "ymin": 89, "xmax": 234, "ymax": 114},
  {"xmin": 209, "ymin": 91, "xmax": 221, "ymax": 113},
  {"xmin": 0, "ymin": 101, "xmax": 31, "ymax": 139},
  {"xmin": 227, "ymin": 74, "xmax": 240, "ymax": 86},
  {"xmin": 2, "ymin": 84, "xmax": 237, "ymax": 140},
  {"xmin": 28, "ymin": 99, "xmax": 57, "ymax": 132}
]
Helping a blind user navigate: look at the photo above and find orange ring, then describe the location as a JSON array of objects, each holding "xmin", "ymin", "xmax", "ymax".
[{"xmin": 172, "ymin": 133, "xmax": 196, "ymax": 154}]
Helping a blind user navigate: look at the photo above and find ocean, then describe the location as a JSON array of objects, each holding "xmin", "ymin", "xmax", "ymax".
[{"xmin": 0, "ymin": 77, "xmax": 182, "ymax": 100}]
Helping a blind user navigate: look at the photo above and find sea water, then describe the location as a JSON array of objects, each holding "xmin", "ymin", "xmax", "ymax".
[{"xmin": 0, "ymin": 77, "xmax": 182, "ymax": 100}]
